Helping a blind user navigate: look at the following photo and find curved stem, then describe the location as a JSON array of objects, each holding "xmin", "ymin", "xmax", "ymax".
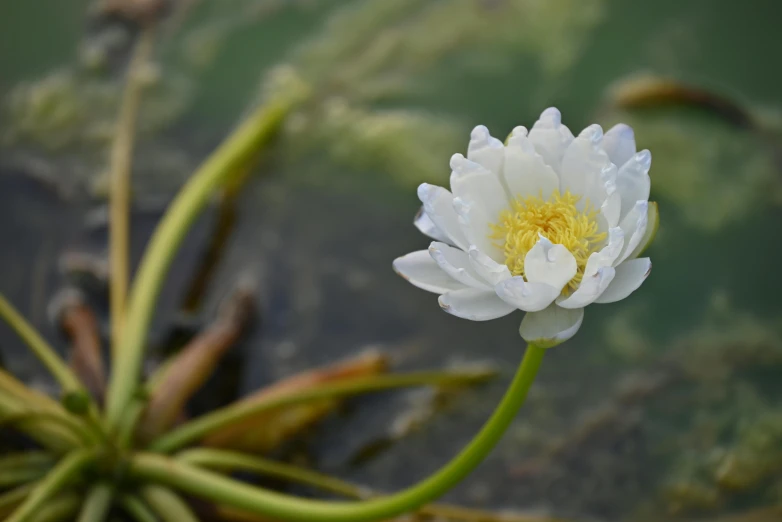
[
  {"xmin": 149, "ymin": 369, "xmax": 495, "ymax": 453},
  {"xmin": 0, "ymin": 294, "xmax": 86, "ymax": 397},
  {"xmin": 140, "ymin": 485, "xmax": 198, "ymax": 522},
  {"xmin": 180, "ymin": 449, "xmax": 546, "ymax": 521},
  {"xmin": 105, "ymin": 91, "xmax": 305, "ymax": 435},
  {"xmin": 77, "ymin": 483, "xmax": 113, "ymax": 522},
  {"xmin": 131, "ymin": 345, "xmax": 546, "ymax": 522},
  {"xmin": 109, "ymin": 27, "xmax": 155, "ymax": 359},
  {"xmin": 120, "ymin": 494, "xmax": 159, "ymax": 522},
  {"xmin": 6, "ymin": 449, "xmax": 95, "ymax": 522}
]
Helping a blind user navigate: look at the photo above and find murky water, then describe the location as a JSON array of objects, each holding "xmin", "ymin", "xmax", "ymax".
[{"xmin": 1, "ymin": 0, "xmax": 782, "ymax": 520}]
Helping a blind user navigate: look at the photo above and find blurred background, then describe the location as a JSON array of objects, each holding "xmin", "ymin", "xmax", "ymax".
[{"xmin": 1, "ymin": 0, "xmax": 781, "ymax": 520}]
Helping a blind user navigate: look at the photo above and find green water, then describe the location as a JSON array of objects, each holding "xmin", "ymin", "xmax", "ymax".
[{"xmin": 1, "ymin": 0, "xmax": 782, "ymax": 520}]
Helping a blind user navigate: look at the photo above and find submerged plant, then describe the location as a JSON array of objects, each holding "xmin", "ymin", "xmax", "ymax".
[
  {"xmin": 0, "ymin": 17, "xmax": 511, "ymax": 522},
  {"xmin": 0, "ymin": 2, "xmax": 662, "ymax": 522},
  {"xmin": 0, "ymin": 71, "xmax": 511, "ymax": 518},
  {"xmin": 0, "ymin": 102, "xmax": 658, "ymax": 521}
]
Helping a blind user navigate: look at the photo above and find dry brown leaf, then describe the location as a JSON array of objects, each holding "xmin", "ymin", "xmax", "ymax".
[
  {"xmin": 50, "ymin": 288, "xmax": 107, "ymax": 402},
  {"xmin": 139, "ymin": 280, "xmax": 255, "ymax": 441},
  {"xmin": 200, "ymin": 349, "xmax": 389, "ymax": 453}
]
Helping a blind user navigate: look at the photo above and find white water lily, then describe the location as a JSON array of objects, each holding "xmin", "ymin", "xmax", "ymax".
[{"xmin": 394, "ymin": 108, "xmax": 657, "ymax": 348}]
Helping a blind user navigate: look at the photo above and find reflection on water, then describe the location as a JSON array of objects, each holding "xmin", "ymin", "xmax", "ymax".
[{"xmin": 1, "ymin": 0, "xmax": 782, "ymax": 520}]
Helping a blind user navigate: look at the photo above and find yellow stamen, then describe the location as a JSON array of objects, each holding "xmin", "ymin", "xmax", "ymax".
[{"xmin": 489, "ymin": 190, "xmax": 606, "ymax": 291}]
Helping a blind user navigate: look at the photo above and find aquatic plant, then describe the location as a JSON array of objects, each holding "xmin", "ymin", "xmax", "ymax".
[
  {"xmin": 0, "ymin": 71, "xmax": 507, "ymax": 520},
  {"xmin": 0, "ymin": 5, "xmax": 547, "ymax": 521},
  {"xmin": 2, "ymin": 70, "xmax": 661, "ymax": 522}
]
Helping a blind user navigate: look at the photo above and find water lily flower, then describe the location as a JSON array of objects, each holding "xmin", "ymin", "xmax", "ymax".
[{"xmin": 394, "ymin": 108, "xmax": 657, "ymax": 348}]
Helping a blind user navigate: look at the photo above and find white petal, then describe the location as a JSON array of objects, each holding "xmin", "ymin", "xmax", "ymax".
[
  {"xmin": 519, "ymin": 304, "xmax": 584, "ymax": 348},
  {"xmin": 450, "ymin": 154, "xmax": 509, "ymax": 221},
  {"xmin": 627, "ymin": 202, "xmax": 659, "ymax": 260},
  {"xmin": 596, "ymin": 227, "xmax": 625, "ymax": 267},
  {"xmin": 467, "ymin": 125, "xmax": 504, "ymax": 176},
  {"xmin": 453, "ymin": 197, "xmax": 504, "ymax": 262},
  {"xmin": 595, "ymin": 258, "xmax": 651, "ymax": 304},
  {"xmin": 603, "ymin": 123, "xmax": 636, "ymax": 168},
  {"xmin": 616, "ymin": 200, "xmax": 649, "ymax": 265},
  {"xmin": 583, "ymin": 164, "xmax": 618, "ymax": 220},
  {"xmin": 495, "ymin": 277, "xmax": 560, "ymax": 312},
  {"xmin": 523, "ymin": 237, "xmax": 577, "ymax": 292},
  {"xmin": 418, "ymin": 183, "xmax": 469, "ymax": 251},
  {"xmin": 468, "ymin": 246, "xmax": 511, "ymax": 286},
  {"xmin": 557, "ymin": 266, "xmax": 616, "ymax": 308},
  {"xmin": 600, "ymin": 182, "xmax": 621, "ymax": 228},
  {"xmin": 439, "ymin": 289, "xmax": 516, "ymax": 321},
  {"xmin": 560, "ymin": 125, "xmax": 613, "ymax": 209},
  {"xmin": 393, "ymin": 251, "xmax": 467, "ymax": 294},
  {"xmin": 429, "ymin": 242, "xmax": 487, "ymax": 289},
  {"xmin": 616, "ymin": 150, "xmax": 651, "ymax": 222},
  {"xmin": 503, "ymin": 127, "xmax": 560, "ymax": 200},
  {"xmin": 527, "ymin": 107, "xmax": 574, "ymax": 173},
  {"xmin": 413, "ymin": 207, "xmax": 451, "ymax": 244}
]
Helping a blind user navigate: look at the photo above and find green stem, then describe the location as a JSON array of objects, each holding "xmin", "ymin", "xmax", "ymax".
[
  {"xmin": 105, "ymin": 91, "xmax": 305, "ymax": 435},
  {"xmin": 109, "ymin": 27, "xmax": 155, "ymax": 361},
  {"xmin": 0, "ymin": 391, "xmax": 83, "ymax": 452},
  {"xmin": 178, "ymin": 450, "xmax": 551, "ymax": 522},
  {"xmin": 0, "ymin": 483, "xmax": 36, "ymax": 519},
  {"xmin": 0, "ymin": 294, "xmax": 86, "ymax": 397},
  {"xmin": 0, "ymin": 452, "xmax": 52, "ymax": 492},
  {"xmin": 0, "ymin": 451, "xmax": 55, "ymax": 489},
  {"xmin": 31, "ymin": 493, "xmax": 81, "ymax": 522},
  {"xmin": 77, "ymin": 483, "xmax": 113, "ymax": 522},
  {"xmin": 0, "ymin": 368, "xmax": 63, "ymax": 412},
  {"xmin": 0, "ymin": 411, "xmax": 97, "ymax": 446},
  {"xmin": 150, "ymin": 368, "xmax": 495, "ymax": 453},
  {"xmin": 117, "ymin": 399, "xmax": 147, "ymax": 449},
  {"xmin": 6, "ymin": 450, "xmax": 95, "ymax": 522},
  {"xmin": 0, "ymin": 370, "xmax": 103, "ymax": 448},
  {"xmin": 178, "ymin": 448, "xmax": 369, "ymax": 499},
  {"xmin": 0, "ymin": 467, "xmax": 48, "ymax": 490},
  {"xmin": 0, "ymin": 452, "xmax": 54, "ymax": 471},
  {"xmin": 120, "ymin": 495, "xmax": 159, "ymax": 522},
  {"xmin": 131, "ymin": 345, "xmax": 546, "ymax": 521},
  {"xmin": 140, "ymin": 485, "xmax": 198, "ymax": 522}
]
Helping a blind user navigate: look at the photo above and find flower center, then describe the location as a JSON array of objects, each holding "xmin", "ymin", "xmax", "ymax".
[{"xmin": 489, "ymin": 190, "xmax": 606, "ymax": 291}]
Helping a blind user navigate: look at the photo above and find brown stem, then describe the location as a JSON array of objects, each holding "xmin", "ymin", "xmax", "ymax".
[
  {"xmin": 51, "ymin": 289, "xmax": 106, "ymax": 403},
  {"xmin": 199, "ymin": 350, "xmax": 388, "ymax": 453},
  {"xmin": 137, "ymin": 279, "xmax": 256, "ymax": 441}
]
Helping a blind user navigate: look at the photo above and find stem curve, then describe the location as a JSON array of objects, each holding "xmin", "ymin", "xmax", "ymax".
[{"xmin": 131, "ymin": 345, "xmax": 546, "ymax": 522}]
